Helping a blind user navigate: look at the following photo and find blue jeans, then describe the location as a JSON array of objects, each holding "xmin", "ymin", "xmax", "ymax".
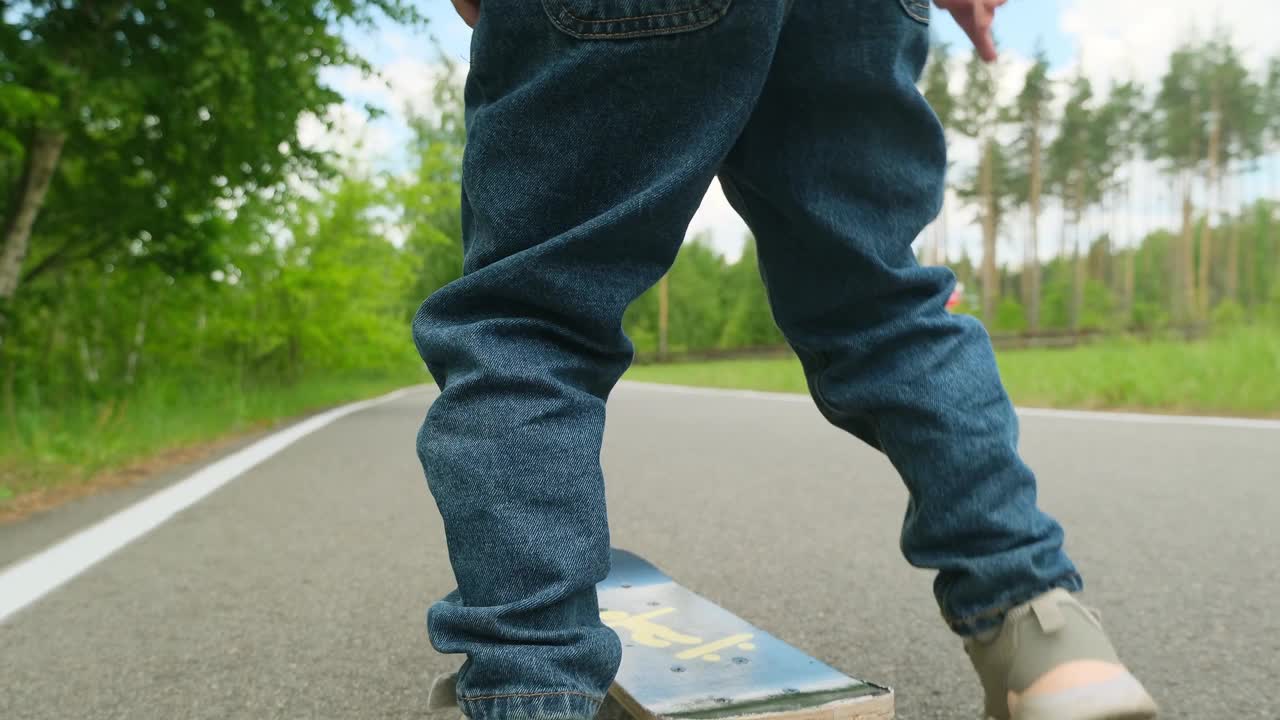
[{"xmin": 413, "ymin": 2, "xmax": 1082, "ymax": 718}]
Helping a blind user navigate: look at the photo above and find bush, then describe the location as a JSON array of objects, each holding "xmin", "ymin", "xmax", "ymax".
[
  {"xmin": 1078, "ymin": 280, "xmax": 1117, "ymax": 330},
  {"xmin": 1211, "ymin": 299, "xmax": 1246, "ymax": 329},
  {"xmin": 1130, "ymin": 301, "xmax": 1171, "ymax": 331},
  {"xmin": 993, "ymin": 298, "xmax": 1028, "ymax": 333},
  {"xmin": 1263, "ymin": 284, "xmax": 1280, "ymax": 324}
]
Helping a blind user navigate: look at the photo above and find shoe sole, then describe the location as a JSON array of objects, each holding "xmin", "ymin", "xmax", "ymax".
[{"xmin": 1000, "ymin": 673, "xmax": 1158, "ymax": 720}]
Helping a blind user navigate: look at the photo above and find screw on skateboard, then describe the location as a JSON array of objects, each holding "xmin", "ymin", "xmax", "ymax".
[{"xmin": 597, "ymin": 549, "xmax": 893, "ymax": 720}]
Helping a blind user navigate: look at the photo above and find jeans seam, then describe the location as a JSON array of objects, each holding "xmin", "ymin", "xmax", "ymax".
[
  {"xmin": 552, "ymin": 1, "xmax": 718, "ymax": 24},
  {"xmin": 460, "ymin": 690, "xmax": 604, "ymax": 702},
  {"xmin": 898, "ymin": 0, "xmax": 930, "ymax": 24},
  {"xmin": 543, "ymin": 0, "xmax": 731, "ymax": 39},
  {"xmin": 556, "ymin": 25, "xmax": 706, "ymax": 40}
]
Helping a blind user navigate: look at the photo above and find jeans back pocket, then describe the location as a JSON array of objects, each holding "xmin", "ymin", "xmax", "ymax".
[{"xmin": 542, "ymin": 0, "xmax": 732, "ymax": 39}]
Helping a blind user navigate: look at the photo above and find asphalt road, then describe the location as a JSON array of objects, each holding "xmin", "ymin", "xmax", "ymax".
[{"xmin": 2, "ymin": 382, "xmax": 1278, "ymax": 719}]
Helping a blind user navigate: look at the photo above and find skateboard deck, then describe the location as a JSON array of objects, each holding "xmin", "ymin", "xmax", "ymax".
[{"xmin": 598, "ymin": 549, "xmax": 894, "ymax": 720}]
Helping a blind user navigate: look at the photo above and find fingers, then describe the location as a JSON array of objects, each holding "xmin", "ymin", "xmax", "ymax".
[
  {"xmin": 971, "ymin": 24, "xmax": 998, "ymax": 62},
  {"xmin": 451, "ymin": 0, "xmax": 480, "ymax": 27},
  {"xmin": 973, "ymin": 1, "xmax": 1000, "ymax": 61},
  {"xmin": 936, "ymin": 0, "xmax": 1001, "ymax": 62}
]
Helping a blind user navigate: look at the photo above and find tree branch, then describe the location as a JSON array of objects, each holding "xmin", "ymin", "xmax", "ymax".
[{"xmin": 20, "ymin": 234, "xmax": 116, "ymax": 287}]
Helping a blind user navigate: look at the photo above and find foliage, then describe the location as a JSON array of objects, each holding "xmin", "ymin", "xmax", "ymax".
[
  {"xmin": 993, "ymin": 297, "xmax": 1028, "ymax": 334},
  {"xmin": 0, "ymin": 0, "xmax": 425, "ymax": 296}
]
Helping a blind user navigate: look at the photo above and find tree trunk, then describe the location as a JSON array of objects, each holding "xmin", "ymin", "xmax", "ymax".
[
  {"xmin": 195, "ymin": 307, "xmax": 207, "ymax": 360},
  {"xmin": 937, "ymin": 130, "xmax": 950, "ymax": 267},
  {"xmin": 1242, "ymin": 208, "xmax": 1254, "ymax": 307},
  {"xmin": 657, "ymin": 273, "xmax": 670, "ymax": 359},
  {"xmin": 1071, "ymin": 223, "xmax": 1085, "ymax": 330},
  {"xmin": 1021, "ymin": 211, "xmax": 1034, "ymax": 328},
  {"xmin": 1178, "ymin": 179, "xmax": 1197, "ymax": 323},
  {"xmin": 939, "ymin": 192, "xmax": 949, "ymax": 265},
  {"xmin": 1200, "ymin": 86, "xmax": 1222, "ymax": 317},
  {"xmin": 1226, "ymin": 210, "xmax": 1240, "ymax": 304},
  {"xmin": 931, "ymin": 218, "xmax": 942, "ymax": 265},
  {"xmin": 124, "ymin": 293, "xmax": 151, "ymax": 386},
  {"xmin": 1027, "ymin": 115, "xmax": 1043, "ymax": 332},
  {"xmin": 1101, "ymin": 195, "xmax": 1113, "ymax": 294},
  {"xmin": 2, "ymin": 341, "xmax": 16, "ymax": 439},
  {"xmin": 1124, "ymin": 249, "xmax": 1136, "ymax": 320},
  {"xmin": 1070, "ymin": 171, "xmax": 1086, "ymax": 330},
  {"xmin": 980, "ymin": 139, "xmax": 997, "ymax": 323},
  {"xmin": 0, "ymin": 129, "xmax": 67, "ymax": 300},
  {"xmin": 78, "ymin": 336, "xmax": 100, "ymax": 386},
  {"xmin": 1124, "ymin": 166, "xmax": 1137, "ymax": 322}
]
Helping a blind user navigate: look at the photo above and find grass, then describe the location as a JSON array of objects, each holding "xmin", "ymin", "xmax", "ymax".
[
  {"xmin": 626, "ymin": 327, "xmax": 1280, "ymax": 418},
  {"xmin": 0, "ymin": 367, "xmax": 429, "ymax": 513},
  {"xmin": 6, "ymin": 327, "xmax": 1278, "ymax": 516}
]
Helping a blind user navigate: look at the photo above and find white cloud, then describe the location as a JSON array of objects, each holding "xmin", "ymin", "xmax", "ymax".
[
  {"xmin": 687, "ymin": 179, "xmax": 750, "ymax": 261},
  {"xmin": 1061, "ymin": 0, "xmax": 1280, "ymax": 90},
  {"xmin": 383, "ymin": 56, "xmax": 462, "ymax": 121},
  {"xmin": 927, "ymin": 0, "xmax": 1280, "ymax": 270},
  {"xmin": 305, "ymin": 54, "xmax": 466, "ymax": 180},
  {"xmin": 296, "ymin": 103, "xmax": 397, "ymax": 171}
]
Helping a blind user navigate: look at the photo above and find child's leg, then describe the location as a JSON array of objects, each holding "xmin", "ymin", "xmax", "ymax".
[
  {"xmin": 717, "ymin": 3, "xmax": 1154, "ymax": 717},
  {"xmin": 412, "ymin": 3, "xmax": 790, "ymax": 719},
  {"xmin": 717, "ymin": 0, "xmax": 1078, "ymax": 638}
]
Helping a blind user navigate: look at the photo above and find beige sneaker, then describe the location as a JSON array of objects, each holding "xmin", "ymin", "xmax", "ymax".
[{"xmin": 964, "ymin": 589, "xmax": 1158, "ymax": 720}]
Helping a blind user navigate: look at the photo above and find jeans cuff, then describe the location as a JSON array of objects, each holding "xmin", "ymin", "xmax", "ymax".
[
  {"xmin": 943, "ymin": 573, "xmax": 1085, "ymax": 636},
  {"xmin": 458, "ymin": 690, "xmax": 604, "ymax": 720}
]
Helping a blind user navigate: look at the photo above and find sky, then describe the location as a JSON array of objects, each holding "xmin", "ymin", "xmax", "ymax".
[{"xmin": 314, "ymin": 0, "xmax": 1279, "ymax": 262}]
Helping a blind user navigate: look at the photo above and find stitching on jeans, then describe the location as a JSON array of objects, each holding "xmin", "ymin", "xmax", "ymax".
[
  {"xmin": 460, "ymin": 690, "xmax": 602, "ymax": 702},
  {"xmin": 560, "ymin": 23, "xmax": 717, "ymax": 40},
  {"xmin": 898, "ymin": 0, "xmax": 929, "ymax": 24},
  {"xmin": 542, "ymin": 0, "xmax": 731, "ymax": 38},
  {"xmin": 552, "ymin": 2, "xmax": 720, "ymax": 25}
]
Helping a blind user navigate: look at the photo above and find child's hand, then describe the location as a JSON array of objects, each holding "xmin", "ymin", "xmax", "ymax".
[
  {"xmin": 451, "ymin": 0, "xmax": 480, "ymax": 27},
  {"xmin": 934, "ymin": 0, "xmax": 1006, "ymax": 62}
]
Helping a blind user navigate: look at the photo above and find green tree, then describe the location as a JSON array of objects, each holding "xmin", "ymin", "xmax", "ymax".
[
  {"xmin": 1046, "ymin": 71, "xmax": 1096, "ymax": 329},
  {"xmin": 1200, "ymin": 36, "xmax": 1266, "ymax": 308},
  {"xmin": 625, "ymin": 234, "xmax": 733, "ymax": 354},
  {"xmin": 670, "ymin": 237, "xmax": 729, "ymax": 352},
  {"xmin": 270, "ymin": 175, "xmax": 415, "ymax": 380},
  {"xmin": 1145, "ymin": 42, "xmax": 1210, "ymax": 322},
  {"xmin": 1094, "ymin": 78, "xmax": 1145, "ymax": 321},
  {"xmin": 0, "ymin": 0, "xmax": 423, "ymax": 308},
  {"xmin": 993, "ymin": 297, "xmax": 1028, "ymax": 334},
  {"xmin": 954, "ymin": 50, "xmax": 1001, "ymax": 322},
  {"xmin": 719, "ymin": 239, "xmax": 783, "ymax": 349},
  {"xmin": 922, "ymin": 42, "xmax": 955, "ymax": 265},
  {"xmin": 1266, "ymin": 57, "xmax": 1280, "ymax": 197},
  {"xmin": 1265, "ymin": 58, "xmax": 1280, "ymax": 301},
  {"xmin": 1008, "ymin": 49, "xmax": 1053, "ymax": 330},
  {"xmin": 398, "ymin": 56, "xmax": 466, "ymax": 312}
]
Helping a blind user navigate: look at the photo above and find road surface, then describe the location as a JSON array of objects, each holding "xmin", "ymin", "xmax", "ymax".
[{"xmin": 2, "ymin": 382, "xmax": 1278, "ymax": 718}]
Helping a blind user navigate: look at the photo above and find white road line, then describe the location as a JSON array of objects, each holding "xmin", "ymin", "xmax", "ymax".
[
  {"xmin": 1013, "ymin": 406, "xmax": 1280, "ymax": 430},
  {"xmin": 0, "ymin": 386, "xmax": 427, "ymax": 624},
  {"xmin": 618, "ymin": 380, "xmax": 1280, "ymax": 430}
]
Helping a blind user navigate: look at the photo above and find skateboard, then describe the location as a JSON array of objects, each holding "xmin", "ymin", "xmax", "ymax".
[{"xmin": 598, "ymin": 549, "xmax": 894, "ymax": 720}]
